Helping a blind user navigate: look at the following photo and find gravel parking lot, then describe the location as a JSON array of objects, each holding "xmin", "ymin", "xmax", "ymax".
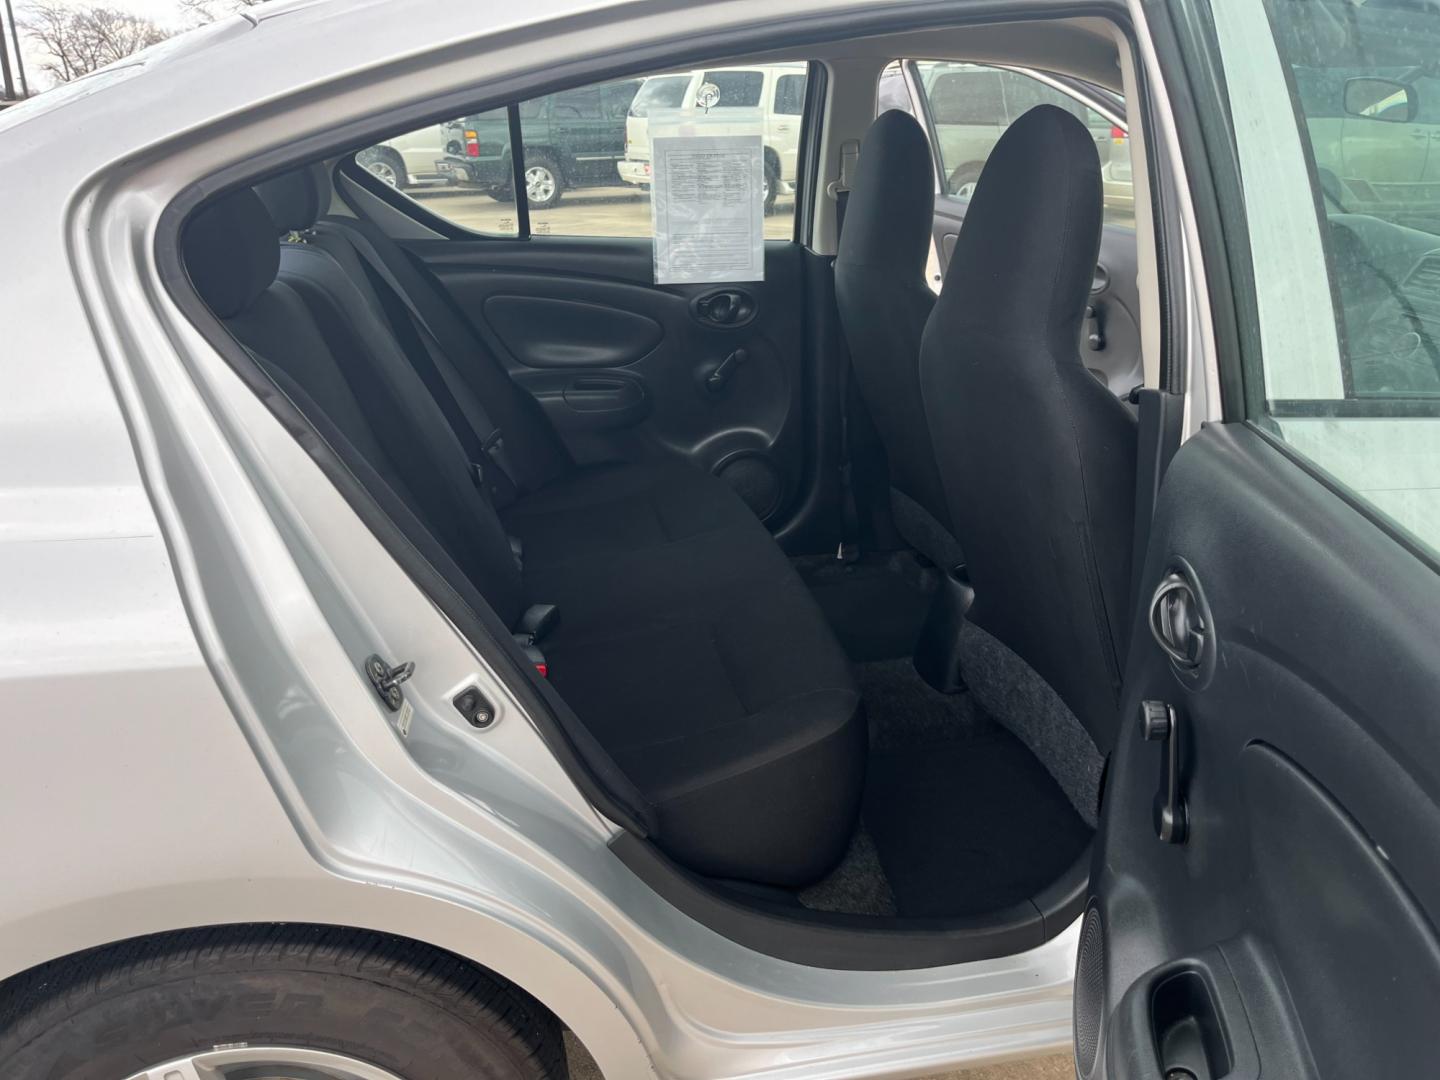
[{"xmin": 407, "ymin": 183, "xmax": 800, "ymax": 239}]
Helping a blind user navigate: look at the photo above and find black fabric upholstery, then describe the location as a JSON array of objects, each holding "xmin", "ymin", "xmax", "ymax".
[
  {"xmin": 320, "ymin": 216, "xmax": 574, "ymax": 496},
  {"xmin": 254, "ymin": 163, "xmax": 332, "ymax": 234},
  {"xmin": 181, "ymin": 173, "xmax": 865, "ymax": 887},
  {"xmin": 920, "ymin": 105, "xmax": 1137, "ymax": 753},
  {"xmin": 834, "ymin": 110, "xmax": 956, "ymax": 568},
  {"xmin": 183, "ymin": 189, "xmax": 279, "ymax": 318}
]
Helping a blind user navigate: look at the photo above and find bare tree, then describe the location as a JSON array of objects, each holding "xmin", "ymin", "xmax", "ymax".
[
  {"xmin": 20, "ymin": 1, "xmax": 169, "ymax": 83},
  {"xmin": 178, "ymin": 0, "xmax": 266, "ymax": 26}
]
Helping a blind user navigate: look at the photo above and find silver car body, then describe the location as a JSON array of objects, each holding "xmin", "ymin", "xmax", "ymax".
[{"xmin": 0, "ymin": 0, "xmax": 1207, "ymax": 1074}]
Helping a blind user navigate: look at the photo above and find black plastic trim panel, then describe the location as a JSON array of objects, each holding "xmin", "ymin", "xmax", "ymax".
[{"xmin": 611, "ymin": 833, "xmax": 1089, "ymax": 970}]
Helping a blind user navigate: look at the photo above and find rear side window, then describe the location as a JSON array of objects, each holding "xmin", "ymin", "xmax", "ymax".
[
  {"xmin": 351, "ymin": 63, "xmax": 812, "ymax": 243},
  {"xmin": 703, "ymin": 70, "xmax": 764, "ymax": 108},
  {"xmin": 355, "ymin": 110, "xmax": 520, "ymax": 237}
]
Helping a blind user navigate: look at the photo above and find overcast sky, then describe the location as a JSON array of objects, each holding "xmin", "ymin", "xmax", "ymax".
[{"xmin": 7, "ymin": 0, "xmax": 198, "ymax": 92}]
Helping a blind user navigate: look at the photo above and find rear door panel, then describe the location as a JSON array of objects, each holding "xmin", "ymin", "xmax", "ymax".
[
  {"xmin": 1082, "ymin": 423, "xmax": 1440, "ymax": 1079},
  {"xmin": 405, "ymin": 236, "xmax": 810, "ymax": 525}
]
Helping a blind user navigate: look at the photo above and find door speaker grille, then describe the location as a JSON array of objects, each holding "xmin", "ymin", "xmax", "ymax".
[
  {"xmin": 1073, "ymin": 905, "xmax": 1105, "ymax": 1075},
  {"xmin": 715, "ymin": 453, "xmax": 784, "ymax": 521}
]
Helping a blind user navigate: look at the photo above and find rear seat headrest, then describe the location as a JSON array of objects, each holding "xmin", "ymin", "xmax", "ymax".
[
  {"xmin": 182, "ymin": 188, "xmax": 280, "ymax": 319},
  {"xmin": 253, "ymin": 163, "xmax": 332, "ymax": 235}
]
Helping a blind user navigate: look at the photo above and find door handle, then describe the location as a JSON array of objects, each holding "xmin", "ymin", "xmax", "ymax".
[
  {"xmin": 1149, "ymin": 572, "xmax": 1206, "ymax": 668},
  {"xmin": 691, "ymin": 288, "xmax": 756, "ymax": 328}
]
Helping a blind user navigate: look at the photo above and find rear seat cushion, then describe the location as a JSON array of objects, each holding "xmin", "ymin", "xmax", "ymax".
[
  {"xmin": 189, "ymin": 179, "xmax": 866, "ymax": 889},
  {"xmin": 502, "ymin": 458, "xmax": 757, "ymax": 569}
]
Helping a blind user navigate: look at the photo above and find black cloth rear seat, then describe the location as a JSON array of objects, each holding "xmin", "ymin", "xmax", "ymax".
[{"xmin": 184, "ymin": 178, "xmax": 863, "ymax": 887}]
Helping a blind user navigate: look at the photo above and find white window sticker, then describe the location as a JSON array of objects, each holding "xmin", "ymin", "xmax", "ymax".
[{"xmin": 651, "ymin": 132, "xmax": 765, "ymax": 284}]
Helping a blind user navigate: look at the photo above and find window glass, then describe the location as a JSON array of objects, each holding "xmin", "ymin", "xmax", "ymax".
[
  {"xmin": 1213, "ymin": 0, "xmax": 1440, "ymax": 556},
  {"xmin": 629, "ymin": 74, "xmax": 690, "ymax": 116},
  {"xmin": 355, "ymin": 109, "xmax": 520, "ymax": 237},
  {"xmin": 909, "ymin": 61, "xmax": 1134, "ymax": 228},
  {"xmin": 703, "ymin": 70, "xmax": 765, "ymax": 108},
  {"xmin": 876, "ymin": 61, "xmax": 915, "ymax": 116},
  {"xmin": 775, "ymin": 74, "xmax": 806, "ymax": 116},
  {"xmin": 553, "ymin": 86, "xmax": 602, "ymax": 120},
  {"xmin": 354, "ymin": 65, "xmax": 809, "ymax": 242}
]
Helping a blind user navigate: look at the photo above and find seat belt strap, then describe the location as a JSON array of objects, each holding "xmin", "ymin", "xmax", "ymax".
[
  {"xmin": 338, "ymin": 226, "xmax": 520, "ymax": 506},
  {"xmin": 831, "ymin": 137, "xmax": 862, "ymax": 561}
]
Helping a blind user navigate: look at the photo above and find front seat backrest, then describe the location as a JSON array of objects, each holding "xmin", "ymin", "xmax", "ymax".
[
  {"xmin": 920, "ymin": 105, "xmax": 1137, "ymax": 753},
  {"xmin": 835, "ymin": 110, "xmax": 961, "ymax": 568}
]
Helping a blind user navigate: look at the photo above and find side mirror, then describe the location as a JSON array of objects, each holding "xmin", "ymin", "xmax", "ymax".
[
  {"xmin": 1344, "ymin": 77, "xmax": 1419, "ymax": 123},
  {"xmin": 695, "ymin": 82, "xmax": 721, "ymax": 110}
]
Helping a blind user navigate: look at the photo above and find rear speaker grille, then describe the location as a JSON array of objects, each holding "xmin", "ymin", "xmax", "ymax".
[
  {"xmin": 1073, "ymin": 905, "xmax": 1105, "ymax": 1075},
  {"xmin": 715, "ymin": 453, "xmax": 784, "ymax": 521}
]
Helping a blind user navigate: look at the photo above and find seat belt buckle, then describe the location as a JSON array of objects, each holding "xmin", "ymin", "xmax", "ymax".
[
  {"xmin": 513, "ymin": 603, "xmax": 557, "ymax": 677},
  {"xmin": 514, "ymin": 638, "xmax": 548, "ymax": 678}
]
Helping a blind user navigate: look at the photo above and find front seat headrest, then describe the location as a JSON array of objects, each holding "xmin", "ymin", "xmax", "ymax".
[
  {"xmin": 253, "ymin": 162, "xmax": 332, "ymax": 235},
  {"xmin": 182, "ymin": 188, "xmax": 280, "ymax": 319},
  {"xmin": 837, "ymin": 109, "xmax": 935, "ymax": 278},
  {"xmin": 933, "ymin": 104, "xmax": 1102, "ymax": 343}
]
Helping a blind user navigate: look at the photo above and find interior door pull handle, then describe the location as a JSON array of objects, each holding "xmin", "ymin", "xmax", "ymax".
[{"xmin": 1150, "ymin": 572, "xmax": 1205, "ymax": 668}]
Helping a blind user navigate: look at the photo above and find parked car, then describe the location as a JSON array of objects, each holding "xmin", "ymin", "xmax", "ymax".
[
  {"xmin": 8, "ymin": 0, "xmax": 1440, "ymax": 1078},
  {"xmin": 438, "ymin": 79, "xmax": 641, "ymax": 209},
  {"xmin": 357, "ymin": 122, "xmax": 455, "ymax": 189},
  {"xmin": 617, "ymin": 63, "xmax": 808, "ymax": 211},
  {"xmin": 914, "ymin": 61, "xmax": 1124, "ymax": 196}
]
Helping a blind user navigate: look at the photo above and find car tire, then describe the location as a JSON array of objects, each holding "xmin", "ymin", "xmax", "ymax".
[
  {"xmin": 763, "ymin": 159, "xmax": 779, "ymax": 214},
  {"xmin": 947, "ymin": 162, "xmax": 984, "ymax": 200},
  {"xmin": 490, "ymin": 183, "xmax": 517, "ymax": 202},
  {"xmin": 0, "ymin": 925, "xmax": 569, "ymax": 1080},
  {"xmin": 523, "ymin": 152, "xmax": 564, "ymax": 210},
  {"xmin": 357, "ymin": 146, "xmax": 409, "ymax": 190}
]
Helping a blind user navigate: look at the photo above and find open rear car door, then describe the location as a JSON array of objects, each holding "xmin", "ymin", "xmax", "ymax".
[
  {"xmin": 1080, "ymin": 1, "xmax": 1440, "ymax": 1076},
  {"xmin": 1078, "ymin": 423, "xmax": 1440, "ymax": 1079}
]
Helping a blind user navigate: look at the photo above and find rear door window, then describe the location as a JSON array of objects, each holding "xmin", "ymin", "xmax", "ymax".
[{"xmin": 351, "ymin": 63, "xmax": 813, "ymax": 242}]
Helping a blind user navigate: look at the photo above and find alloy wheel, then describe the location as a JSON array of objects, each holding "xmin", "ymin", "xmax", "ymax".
[
  {"xmin": 126, "ymin": 1045, "xmax": 407, "ymax": 1080},
  {"xmin": 525, "ymin": 164, "xmax": 557, "ymax": 203}
]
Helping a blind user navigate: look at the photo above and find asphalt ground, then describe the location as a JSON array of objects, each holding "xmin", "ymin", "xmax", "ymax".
[
  {"xmin": 563, "ymin": 1032, "xmax": 1073, "ymax": 1079},
  {"xmin": 407, "ymin": 182, "xmax": 799, "ymax": 239}
]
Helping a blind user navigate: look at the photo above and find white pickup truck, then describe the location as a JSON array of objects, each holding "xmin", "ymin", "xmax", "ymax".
[{"xmin": 617, "ymin": 63, "xmax": 808, "ymax": 212}]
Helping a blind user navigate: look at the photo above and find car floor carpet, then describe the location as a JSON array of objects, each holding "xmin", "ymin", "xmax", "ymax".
[
  {"xmin": 801, "ymin": 659, "xmax": 1092, "ymax": 920},
  {"xmin": 792, "ymin": 551, "xmax": 939, "ymax": 662}
]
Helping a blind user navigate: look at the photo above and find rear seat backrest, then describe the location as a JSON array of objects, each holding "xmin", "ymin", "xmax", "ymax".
[
  {"xmin": 182, "ymin": 188, "xmax": 526, "ymax": 628},
  {"xmin": 255, "ymin": 165, "xmax": 575, "ymax": 496}
]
